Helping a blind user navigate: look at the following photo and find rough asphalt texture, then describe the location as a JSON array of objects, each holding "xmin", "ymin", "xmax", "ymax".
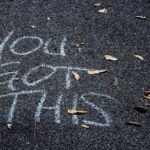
[{"xmin": 0, "ymin": 0, "xmax": 150, "ymax": 149}]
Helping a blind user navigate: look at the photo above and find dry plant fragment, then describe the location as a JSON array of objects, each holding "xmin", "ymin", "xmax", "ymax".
[
  {"xmin": 31, "ymin": 25, "xmax": 36, "ymax": 29},
  {"xmin": 87, "ymin": 69, "xmax": 107, "ymax": 75},
  {"xmin": 81, "ymin": 124, "xmax": 90, "ymax": 129},
  {"xmin": 145, "ymin": 103, "xmax": 150, "ymax": 107},
  {"xmin": 144, "ymin": 91, "xmax": 150, "ymax": 99},
  {"xmin": 104, "ymin": 55, "xmax": 118, "ymax": 61},
  {"xmin": 134, "ymin": 54, "xmax": 144, "ymax": 60},
  {"xmin": 136, "ymin": 16, "xmax": 146, "ymax": 19},
  {"xmin": 72, "ymin": 71, "xmax": 80, "ymax": 80},
  {"xmin": 67, "ymin": 109, "xmax": 87, "ymax": 115},
  {"xmin": 98, "ymin": 8, "xmax": 107, "ymax": 14},
  {"xmin": 126, "ymin": 121, "xmax": 142, "ymax": 126},
  {"xmin": 74, "ymin": 43, "xmax": 80, "ymax": 48},
  {"xmin": 94, "ymin": 3, "xmax": 101, "ymax": 7}
]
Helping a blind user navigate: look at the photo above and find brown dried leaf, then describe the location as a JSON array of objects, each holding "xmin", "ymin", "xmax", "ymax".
[
  {"xmin": 87, "ymin": 69, "xmax": 107, "ymax": 75},
  {"xmin": 98, "ymin": 8, "xmax": 107, "ymax": 14},
  {"xmin": 67, "ymin": 109, "xmax": 87, "ymax": 115},
  {"xmin": 104, "ymin": 55, "xmax": 118, "ymax": 61},
  {"xmin": 134, "ymin": 54, "xmax": 144, "ymax": 60},
  {"xmin": 72, "ymin": 71, "xmax": 80, "ymax": 80},
  {"xmin": 126, "ymin": 121, "xmax": 142, "ymax": 126},
  {"xmin": 144, "ymin": 91, "xmax": 150, "ymax": 99},
  {"xmin": 136, "ymin": 16, "xmax": 146, "ymax": 19},
  {"xmin": 81, "ymin": 124, "xmax": 90, "ymax": 129}
]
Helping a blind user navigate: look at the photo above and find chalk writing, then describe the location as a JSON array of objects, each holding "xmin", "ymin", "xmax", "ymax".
[
  {"xmin": 0, "ymin": 91, "xmax": 113, "ymax": 128},
  {"xmin": 0, "ymin": 31, "xmax": 117, "ymax": 128},
  {"xmin": 0, "ymin": 61, "xmax": 20, "ymax": 91},
  {"xmin": 0, "ymin": 90, "xmax": 47, "ymax": 128},
  {"xmin": 80, "ymin": 92, "xmax": 113, "ymax": 127},
  {"xmin": 0, "ymin": 30, "xmax": 14, "ymax": 61},
  {"xmin": 22, "ymin": 64, "xmax": 96, "ymax": 89},
  {"xmin": 43, "ymin": 37, "xmax": 67, "ymax": 56},
  {"xmin": 10, "ymin": 36, "xmax": 44, "ymax": 56}
]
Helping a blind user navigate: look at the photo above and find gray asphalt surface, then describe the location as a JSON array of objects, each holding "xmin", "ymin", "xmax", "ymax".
[{"xmin": 0, "ymin": 0, "xmax": 150, "ymax": 149}]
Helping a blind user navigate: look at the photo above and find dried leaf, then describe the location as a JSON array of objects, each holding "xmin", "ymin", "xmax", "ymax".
[
  {"xmin": 134, "ymin": 106, "xmax": 147, "ymax": 113},
  {"xmin": 81, "ymin": 124, "xmax": 90, "ymax": 129},
  {"xmin": 136, "ymin": 16, "xmax": 146, "ymax": 19},
  {"xmin": 87, "ymin": 69, "xmax": 107, "ymax": 75},
  {"xmin": 104, "ymin": 55, "xmax": 118, "ymax": 61},
  {"xmin": 113, "ymin": 77, "xmax": 118, "ymax": 86},
  {"xmin": 94, "ymin": 3, "xmax": 101, "ymax": 7},
  {"xmin": 144, "ymin": 103, "xmax": 150, "ymax": 107},
  {"xmin": 72, "ymin": 71, "xmax": 80, "ymax": 80},
  {"xmin": 98, "ymin": 8, "xmax": 107, "ymax": 14},
  {"xmin": 31, "ymin": 25, "xmax": 36, "ymax": 28},
  {"xmin": 134, "ymin": 54, "xmax": 144, "ymax": 60},
  {"xmin": 74, "ymin": 44, "xmax": 80, "ymax": 48},
  {"xmin": 144, "ymin": 91, "xmax": 150, "ymax": 99},
  {"xmin": 126, "ymin": 121, "xmax": 142, "ymax": 127},
  {"xmin": 68, "ymin": 109, "xmax": 87, "ymax": 115}
]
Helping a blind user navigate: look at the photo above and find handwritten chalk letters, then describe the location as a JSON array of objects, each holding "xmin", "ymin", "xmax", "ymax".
[{"xmin": 0, "ymin": 31, "xmax": 115, "ymax": 128}]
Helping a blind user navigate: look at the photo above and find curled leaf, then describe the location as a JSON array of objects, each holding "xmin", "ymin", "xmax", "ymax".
[
  {"xmin": 134, "ymin": 54, "xmax": 144, "ymax": 60},
  {"xmin": 126, "ymin": 121, "xmax": 142, "ymax": 127},
  {"xmin": 67, "ymin": 109, "xmax": 87, "ymax": 115},
  {"xmin": 144, "ymin": 91, "xmax": 150, "ymax": 99},
  {"xmin": 87, "ymin": 69, "xmax": 107, "ymax": 75},
  {"xmin": 98, "ymin": 8, "xmax": 107, "ymax": 14},
  {"xmin": 136, "ymin": 16, "xmax": 146, "ymax": 19},
  {"xmin": 81, "ymin": 124, "xmax": 90, "ymax": 129},
  {"xmin": 104, "ymin": 55, "xmax": 118, "ymax": 61},
  {"xmin": 72, "ymin": 71, "xmax": 80, "ymax": 80}
]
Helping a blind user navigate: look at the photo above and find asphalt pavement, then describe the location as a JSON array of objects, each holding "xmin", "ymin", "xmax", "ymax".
[{"xmin": 0, "ymin": 0, "xmax": 150, "ymax": 149}]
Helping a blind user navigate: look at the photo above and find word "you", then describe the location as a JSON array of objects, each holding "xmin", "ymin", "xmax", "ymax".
[{"xmin": 0, "ymin": 30, "xmax": 67, "ymax": 60}]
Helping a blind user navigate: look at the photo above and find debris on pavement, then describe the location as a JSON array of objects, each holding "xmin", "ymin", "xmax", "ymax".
[
  {"xmin": 87, "ymin": 69, "xmax": 107, "ymax": 75},
  {"xmin": 144, "ymin": 91, "xmax": 150, "ymax": 99},
  {"xmin": 135, "ymin": 16, "xmax": 146, "ymax": 19},
  {"xmin": 126, "ymin": 121, "xmax": 142, "ymax": 127},
  {"xmin": 67, "ymin": 109, "xmax": 87, "ymax": 115},
  {"xmin": 72, "ymin": 71, "xmax": 80, "ymax": 80},
  {"xmin": 81, "ymin": 124, "xmax": 90, "ymax": 129},
  {"xmin": 144, "ymin": 104, "xmax": 150, "ymax": 107},
  {"xmin": 73, "ymin": 43, "xmax": 84, "ymax": 52},
  {"xmin": 98, "ymin": 8, "xmax": 107, "ymax": 14},
  {"xmin": 134, "ymin": 54, "xmax": 144, "ymax": 60},
  {"xmin": 31, "ymin": 25, "xmax": 36, "ymax": 29},
  {"xmin": 94, "ymin": 3, "xmax": 101, "ymax": 7},
  {"xmin": 104, "ymin": 55, "xmax": 118, "ymax": 61}
]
